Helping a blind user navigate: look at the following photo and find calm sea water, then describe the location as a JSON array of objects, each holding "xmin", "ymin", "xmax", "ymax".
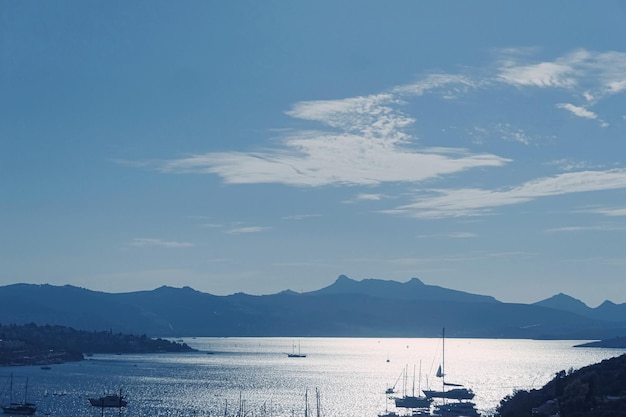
[{"xmin": 1, "ymin": 337, "xmax": 624, "ymax": 417}]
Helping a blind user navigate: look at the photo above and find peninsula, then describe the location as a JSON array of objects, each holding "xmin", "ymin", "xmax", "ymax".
[{"xmin": 0, "ymin": 323, "xmax": 195, "ymax": 366}]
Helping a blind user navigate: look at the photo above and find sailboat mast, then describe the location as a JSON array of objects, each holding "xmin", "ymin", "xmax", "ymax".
[
  {"xmin": 9, "ymin": 373, "xmax": 13, "ymax": 404},
  {"xmin": 442, "ymin": 328, "xmax": 446, "ymax": 403},
  {"xmin": 441, "ymin": 327, "xmax": 446, "ymax": 390},
  {"xmin": 418, "ymin": 361, "xmax": 422, "ymax": 394}
]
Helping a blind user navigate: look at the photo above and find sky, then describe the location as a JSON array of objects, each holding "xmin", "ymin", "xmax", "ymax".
[{"xmin": 2, "ymin": 1, "xmax": 626, "ymax": 307}]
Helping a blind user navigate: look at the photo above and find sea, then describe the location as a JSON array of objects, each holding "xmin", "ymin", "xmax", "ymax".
[{"xmin": 1, "ymin": 337, "xmax": 625, "ymax": 417}]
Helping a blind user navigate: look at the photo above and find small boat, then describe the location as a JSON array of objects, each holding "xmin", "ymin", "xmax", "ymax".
[
  {"xmin": 1, "ymin": 374, "xmax": 36, "ymax": 415},
  {"xmin": 287, "ymin": 341, "xmax": 306, "ymax": 358},
  {"xmin": 88, "ymin": 388, "xmax": 128, "ymax": 408}
]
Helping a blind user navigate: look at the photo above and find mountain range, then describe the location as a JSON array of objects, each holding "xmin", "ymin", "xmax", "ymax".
[{"xmin": 1, "ymin": 275, "xmax": 625, "ymax": 340}]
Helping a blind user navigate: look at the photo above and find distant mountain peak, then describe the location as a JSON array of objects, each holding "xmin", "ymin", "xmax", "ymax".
[
  {"xmin": 598, "ymin": 300, "xmax": 617, "ymax": 308},
  {"xmin": 543, "ymin": 293, "xmax": 588, "ymax": 306},
  {"xmin": 335, "ymin": 274, "xmax": 353, "ymax": 283},
  {"xmin": 534, "ymin": 293, "xmax": 590, "ymax": 316},
  {"xmin": 310, "ymin": 275, "xmax": 497, "ymax": 303}
]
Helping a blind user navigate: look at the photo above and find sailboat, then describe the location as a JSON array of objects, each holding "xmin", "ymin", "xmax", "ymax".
[
  {"xmin": 393, "ymin": 364, "xmax": 431, "ymax": 409},
  {"xmin": 287, "ymin": 340, "xmax": 306, "ymax": 358},
  {"xmin": 1, "ymin": 374, "xmax": 36, "ymax": 415},
  {"xmin": 423, "ymin": 328, "xmax": 480, "ymax": 417},
  {"xmin": 88, "ymin": 388, "xmax": 128, "ymax": 408}
]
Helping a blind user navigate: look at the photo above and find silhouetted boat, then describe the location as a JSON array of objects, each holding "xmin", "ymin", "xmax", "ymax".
[
  {"xmin": 422, "ymin": 386, "xmax": 475, "ymax": 401},
  {"xmin": 431, "ymin": 401, "xmax": 480, "ymax": 417},
  {"xmin": 88, "ymin": 388, "xmax": 127, "ymax": 408},
  {"xmin": 394, "ymin": 364, "xmax": 431, "ymax": 409},
  {"xmin": 1, "ymin": 374, "xmax": 36, "ymax": 415}
]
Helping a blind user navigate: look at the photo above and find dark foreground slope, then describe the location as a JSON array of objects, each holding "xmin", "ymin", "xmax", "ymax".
[{"xmin": 496, "ymin": 354, "xmax": 626, "ymax": 417}]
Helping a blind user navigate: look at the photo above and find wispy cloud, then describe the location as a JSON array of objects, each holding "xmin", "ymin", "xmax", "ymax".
[
  {"xmin": 226, "ymin": 226, "xmax": 271, "ymax": 234},
  {"xmin": 281, "ymin": 214, "xmax": 322, "ymax": 220},
  {"xmin": 556, "ymin": 103, "xmax": 597, "ymax": 119},
  {"xmin": 416, "ymin": 232, "xmax": 476, "ymax": 239},
  {"xmin": 546, "ymin": 159, "xmax": 593, "ymax": 172},
  {"xmin": 356, "ymin": 193, "xmax": 384, "ymax": 201},
  {"xmin": 392, "ymin": 73, "xmax": 480, "ymax": 97},
  {"xmin": 498, "ymin": 60, "xmax": 577, "ymax": 88},
  {"xmin": 497, "ymin": 49, "xmax": 626, "ymax": 100},
  {"xmin": 390, "ymin": 169, "xmax": 626, "ymax": 218},
  {"xmin": 128, "ymin": 238, "xmax": 194, "ymax": 248},
  {"xmin": 201, "ymin": 223, "xmax": 223, "ymax": 228},
  {"xmin": 156, "ymin": 137, "xmax": 508, "ymax": 187},
  {"xmin": 580, "ymin": 207, "xmax": 626, "ymax": 217},
  {"xmin": 545, "ymin": 225, "xmax": 626, "ymax": 233}
]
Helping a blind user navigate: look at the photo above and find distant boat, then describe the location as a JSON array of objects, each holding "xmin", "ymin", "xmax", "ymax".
[
  {"xmin": 1, "ymin": 374, "xmax": 36, "ymax": 415},
  {"xmin": 287, "ymin": 341, "xmax": 306, "ymax": 358},
  {"xmin": 88, "ymin": 388, "xmax": 128, "ymax": 408}
]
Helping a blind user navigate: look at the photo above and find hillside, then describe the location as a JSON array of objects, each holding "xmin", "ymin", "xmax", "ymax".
[
  {"xmin": 496, "ymin": 354, "xmax": 626, "ymax": 417},
  {"xmin": 0, "ymin": 322, "xmax": 195, "ymax": 366},
  {"xmin": 1, "ymin": 276, "xmax": 626, "ymax": 339}
]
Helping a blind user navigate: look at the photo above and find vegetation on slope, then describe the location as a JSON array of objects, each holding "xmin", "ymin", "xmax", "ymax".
[{"xmin": 496, "ymin": 354, "xmax": 626, "ymax": 417}]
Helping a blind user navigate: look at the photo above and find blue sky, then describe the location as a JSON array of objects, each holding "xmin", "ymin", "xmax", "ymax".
[{"xmin": 2, "ymin": 1, "xmax": 626, "ymax": 306}]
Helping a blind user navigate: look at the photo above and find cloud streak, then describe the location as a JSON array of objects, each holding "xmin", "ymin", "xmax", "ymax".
[
  {"xmin": 392, "ymin": 169, "xmax": 626, "ymax": 218},
  {"xmin": 226, "ymin": 226, "xmax": 271, "ymax": 234},
  {"xmin": 128, "ymin": 238, "xmax": 194, "ymax": 248},
  {"xmin": 556, "ymin": 103, "xmax": 597, "ymax": 119}
]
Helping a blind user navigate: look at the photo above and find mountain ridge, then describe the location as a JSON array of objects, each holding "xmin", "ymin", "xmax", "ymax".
[
  {"xmin": 533, "ymin": 291, "xmax": 626, "ymax": 323},
  {"xmin": 1, "ymin": 275, "xmax": 625, "ymax": 339}
]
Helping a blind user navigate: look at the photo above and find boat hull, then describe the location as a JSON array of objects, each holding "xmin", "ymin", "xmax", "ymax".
[
  {"xmin": 1, "ymin": 404, "xmax": 37, "ymax": 415},
  {"xmin": 394, "ymin": 396, "xmax": 432, "ymax": 408},
  {"xmin": 88, "ymin": 395, "xmax": 127, "ymax": 408},
  {"xmin": 423, "ymin": 388, "xmax": 475, "ymax": 400}
]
